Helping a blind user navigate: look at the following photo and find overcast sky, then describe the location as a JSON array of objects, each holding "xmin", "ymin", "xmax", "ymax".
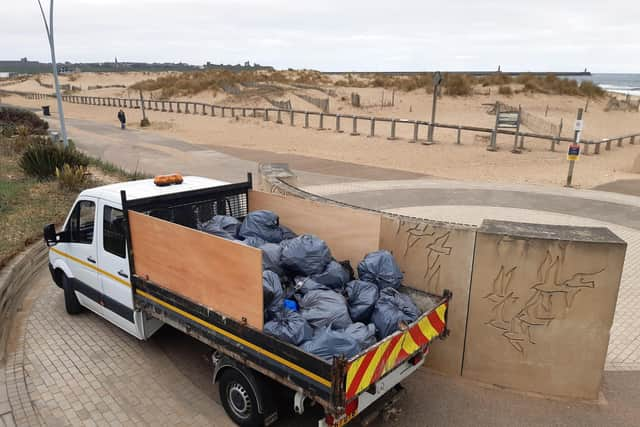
[{"xmin": 2, "ymin": 0, "xmax": 639, "ymax": 72}]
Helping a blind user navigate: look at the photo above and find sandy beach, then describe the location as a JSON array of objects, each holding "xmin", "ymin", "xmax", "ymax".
[{"xmin": 2, "ymin": 72, "xmax": 640, "ymax": 188}]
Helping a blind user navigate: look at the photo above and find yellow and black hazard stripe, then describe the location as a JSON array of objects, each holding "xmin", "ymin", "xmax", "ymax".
[{"xmin": 345, "ymin": 302, "xmax": 447, "ymax": 399}]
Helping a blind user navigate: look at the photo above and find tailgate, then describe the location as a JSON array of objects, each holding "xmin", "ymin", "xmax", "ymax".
[{"xmin": 344, "ymin": 296, "xmax": 449, "ymax": 401}]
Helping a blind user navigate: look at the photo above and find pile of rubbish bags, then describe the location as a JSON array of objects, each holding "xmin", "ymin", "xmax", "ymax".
[{"xmin": 198, "ymin": 210, "xmax": 422, "ymax": 361}]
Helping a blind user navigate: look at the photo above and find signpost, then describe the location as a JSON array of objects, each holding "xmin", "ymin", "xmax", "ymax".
[
  {"xmin": 427, "ymin": 71, "xmax": 443, "ymax": 143},
  {"xmin": 565, "ymin": 108, "xmax": 584, "ymax": 187}
]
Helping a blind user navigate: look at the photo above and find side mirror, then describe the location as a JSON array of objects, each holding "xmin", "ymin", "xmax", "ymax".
[{"xmin": 43, "ymin": 224, "xmax": 57, "ymax": 246}]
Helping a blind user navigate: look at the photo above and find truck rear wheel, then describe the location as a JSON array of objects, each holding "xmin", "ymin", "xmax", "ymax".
[
  {"xmin": 62, "ymin": 274, "xmax": 83, "ymax": 315},
  {"xmin": 219, "ymin": 369, "xmax": 264, "ymax": 427}
]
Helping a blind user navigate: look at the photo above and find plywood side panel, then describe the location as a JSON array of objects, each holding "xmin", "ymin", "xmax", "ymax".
[
  {"xmin": 249, "ymin": 191, "xmax": 381, "ymax": 268},
  {"xmin": 379, "ymin": 216, "xmax": 477, "ymax": 376},
  {"xmin": 128, "ymin": 211, "xmax": 263, "ymax": 329}
]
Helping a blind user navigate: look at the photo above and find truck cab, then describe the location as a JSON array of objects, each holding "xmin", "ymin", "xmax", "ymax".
[{"xmin": 45, "ymin": 176, "xmax": 228, "ymax": 340}]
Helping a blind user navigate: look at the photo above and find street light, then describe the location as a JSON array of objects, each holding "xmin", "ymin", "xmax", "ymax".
[{"xmin": 36, "ymin": 0, "xmax": 69, "ymax": 147}]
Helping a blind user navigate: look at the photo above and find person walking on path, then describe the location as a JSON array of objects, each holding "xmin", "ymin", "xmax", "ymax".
[{"xmin": 117, "ymin": 109, "xmax": 126, "ymax": 130}]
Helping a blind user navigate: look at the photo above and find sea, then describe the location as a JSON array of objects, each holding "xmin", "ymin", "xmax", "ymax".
[{"xmin": 572, "ymin": 73, "xmax": 640, "ymax": 97}]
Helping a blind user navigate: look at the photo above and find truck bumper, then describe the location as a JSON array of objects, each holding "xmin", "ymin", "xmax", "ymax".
[{"xmin": 48, "ymin": 262, "xmax": 62, "ymax": 288}]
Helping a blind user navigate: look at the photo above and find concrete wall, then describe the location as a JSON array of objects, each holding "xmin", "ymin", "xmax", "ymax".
[
  {"xmin": 0, "ymin": 242, "xmax": 48, "ymax": 362},
  {"xmin": 379, "ymin": 215, "xmax": 476, "ymax": 376},
  {"xmin": 462, "ymin": 220, "xmax": 626, "ymax": 400}
]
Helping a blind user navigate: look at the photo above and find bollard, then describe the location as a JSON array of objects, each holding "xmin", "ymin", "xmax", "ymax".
[
  {"xmin": 351, "ymin": 116, "xmax": 360, "ymax": 136},
  {"xmin": 290, "ymin": 110, "xmax": 294, "ymax": 126},
  {"xmin": 410, "ymin": 122, "xmax": 419, "ymax": 143},
  {"xmin": 550, "ymin": 138, "xmax": 556, "ymax": 151},
  {"xmin": 264, "ymin": 109, "xmax": 269, "ymax": 121},
  {"xmin": 631, "ymin": 136, "xmax": 636, "ymax": 145},
  {"xmin": 118, "ymin": 99, "xmax": 122, "ymax": 107},
  {"xmin": 369, "ymin": 117, "xmax": 376, "ymax": 137},
  {"xmin": 304, "ymin": 112, "xmax": 309, "ymax": 128},
  {"xmin": 102, "ymin": 98, "xmax": 106, "ymax": 106},
  {"xmin": 318, "ymin": 113, "xmax": 325, "ymax": 130},
  {"xmin": 185, "ymin": 103, "xmax": 190, "ymax": 114},
  {"xmin": 106, "ymin": 98, "xmax": 111, "ymax": 107},
  {"xmin": 242, "ymin": 108, "xmax": 246, "ymax": 117},
  {"xmin": 519, "ymin": 135, "xmax": 525, "ymax": 150},
  {"xmin": 595, "ymin": 142, "xmax": 601, "ymax": 154},
  {"xmin": 388, "ymin": 120, "xmax": 397, "ymax": 140},
  {"xmin": 154, "ymin": 101, "xmax": 159, "ymax": 111},
  {"xmin": 617, "ymin": 138, "xmax": 623, "ymax": 147},
  {"xmin": 276, "ymin": 109, "xmax": 282, "ymax": 124},
  {"xmin": 606, "ymin": 140, "xmax": 611, "ymax": 150},
  {"xmin": 252, "ymin": 108, "xmax": 257, "ymax": 117},
  {"xmin": 162, "ymin": 101, "xmax": 166, "ymax": 112},
  {"xmin": 583, "ymin": 143, "xmax": 590, "ymax": 155},
  {"xmin": 201, "ymin": 104, "xmax": 207, "ymax": 115},
  {"xmin": 211, "ymin": 105, "xmax": 215, "ymax": 116},
  {"xmin": 222, "ymin": 107, "xmax": 226, "ymax": 117},
  {"xmin": 177, "ymin": 102, "xmax": 182, "ymax": 113},
  {"xmin": 336, "ymin": 114, "xmax": 342, "ymax": 132},
  {"xmin": 193, "ymin": 103, "xmax": 198, "ymax": 115},
  {"xmin": 456, "ymin": 126, "xmax": 462, "ymax": 144},
  {"xmin": 231, "ymin": 108, "xmax": 236, "ymax": 117}
]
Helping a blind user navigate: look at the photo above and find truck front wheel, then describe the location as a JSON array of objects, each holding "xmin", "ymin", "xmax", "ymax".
[
  {"xmin": 219, "ymin": 369, "xmax": 264, "ymax": 427},
  {"xmin": 61, "ymin": 274, "xmax": 83, "ymax": 315}
]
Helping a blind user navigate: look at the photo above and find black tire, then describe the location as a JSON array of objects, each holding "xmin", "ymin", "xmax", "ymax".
[
  {"xmin": 219, "ymin": 369, "xmax": 264, "ymax": 427},
  {"xmin": 61, "ymin": 274, "xmax": 83, "ymax": 315}
]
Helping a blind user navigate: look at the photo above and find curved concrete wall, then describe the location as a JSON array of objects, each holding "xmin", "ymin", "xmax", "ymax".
[
  {"xmin": 259, "ymin": 164, "xmax": 627, "ymax": 400},
  {"xmin": 0, "ymin": 242, "xmax": 48, "ymax": 362}
]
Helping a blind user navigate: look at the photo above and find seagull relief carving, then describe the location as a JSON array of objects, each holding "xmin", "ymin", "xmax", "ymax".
[{"xmin": 484, "ymin": 251, "xmax": 604, "ymax": 355}]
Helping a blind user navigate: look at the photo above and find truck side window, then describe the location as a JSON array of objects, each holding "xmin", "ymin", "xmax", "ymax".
[
  {"xmin": 69, "ymin": 200, "xmax": 95, "ymax": 244},
  {"xmin": 103, "ymin": 206, "xmax": 126, "ymax": 258}
]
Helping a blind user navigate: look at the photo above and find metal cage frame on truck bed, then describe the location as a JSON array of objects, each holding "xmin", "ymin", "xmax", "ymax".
[{"xmin": 119, "ymin": 174, "xmax": 451, "ymax": 417}]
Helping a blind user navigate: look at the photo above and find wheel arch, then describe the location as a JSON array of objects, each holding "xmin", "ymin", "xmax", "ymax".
[{"xmin": 214, "ymin": 356, "xmax": 265, "ymax": 414}]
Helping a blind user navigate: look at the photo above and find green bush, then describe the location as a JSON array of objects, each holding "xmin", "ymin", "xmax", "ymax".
[
  {"xmin": 0, "ymin": 107, "xmax": 49, "ymax": 135},
  {"xmin": 18, "ymin": 142, "xmax": 89, "ymax": 179},
  {"xmin": 445, "ymin": 74, "xmax": 474, "ymax": 96},
  {"xmin": 579, "ymin": 81, "xmax": 605, "ymax": 98}
]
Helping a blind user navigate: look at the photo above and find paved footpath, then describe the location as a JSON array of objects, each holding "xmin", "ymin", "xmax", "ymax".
[{"xmin": 2, "ymin": 111, "xmax": 640, "ymax": 426}]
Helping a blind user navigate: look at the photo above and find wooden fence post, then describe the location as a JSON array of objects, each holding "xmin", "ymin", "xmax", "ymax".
[
  {"xmin": 488, "ymin": 101, "xmax": 499, "ymax": 151},
  {"xmin": 318, "ymin": 113, "xmax": 324, "ymax": 130},
  {"xmin": 263, "ymin": 109, "xmax": 268, "ymax": 121},
  {"xmin": 388, "ymin": 120, "xmax": 397, "ymax": 140},
  {"xmin": 369, "ymin": 118, "xmax": 376, "ymax": 137},
  {"xmin": 617, "ymin": 138, "xmax": 623, "ymax": 147},
  {"xmin": 184, "ymin": 103, "xmax": 190, "ymax": 114},
  {"xmin": 304, "ymin": 112, "xmax": 309, "ymax": 128},
  {"xmin": 290, "ymin": 110, "xmax": 294, "ymax": 126},
  {"xmin": 595, "ymin": 142, "xmax": 601, "ymax": 154},
  {"xmin": 606, "ymin": 140, "xmax": 611, "ymax": 150},
  {"xmin": 457, "ymin": 126, "xmax": 462, "ymax": 144},
  {"xmin": 276, "ymin": 109, "xmax": 282, "ymax": 124},
  {"xmin": 410, "ymin": 122, "xmax": 419, "ymax": 143},
  {"xmin": 336, "ymin": 114, "xmax": 342, "ymax": 132}
]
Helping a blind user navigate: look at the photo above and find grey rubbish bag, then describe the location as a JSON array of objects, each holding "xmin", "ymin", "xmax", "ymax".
[
  {"xmin": 264, "ymin": 311, "xmax": 313, "ymax": 345},
  {"xmin": 344, "ymin": 322, "xmax": 377, "ymax": 350},
  {"xmin": 371, "ymin": 288, "xmax": 421, "ymax": 338},
  {"xmin": 239, "ymin": 210, "xmax": 283, "ymax": 243},
  {"xmin": 357, "ymin": 250, "xmax": 404, "ymax": 290},
  {"xmin": 311, "ymin": 260, "xmax": 350, "ymax": 290},
  {"xmin": 260, "ymin": 243, "xmax": 284, "ymax": 276},
  {"xmin": 294, "ymin": 277, "xmax": 330, "ymax": 294},
  {"xmin": 198, "ymin": 215, "xmax": 241, "ymax": 240},
  {"xmin": 280, "ymin": 234, "xmax": 331, "ymax": 276},
  {"xmin": 300, "ymin": 325, "xmax": 361, "ymax": 360},
  {"xmin": 242, "ymin": 236, "xmax": 267, "ymax": 248},
  {"xmin": 345, "ymin": 280, "xmax": 379, "ymax": 323},
  {"xmin": 263, "ymin": 270, "xmax": 284, "ymax": 320},
  {"xmin": 298, "ymin": 288, "xmax": 352, "ymax": 329}
]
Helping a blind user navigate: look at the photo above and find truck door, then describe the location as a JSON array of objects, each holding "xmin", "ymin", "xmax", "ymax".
[
  {"xmin": 97, "ymin": 203, "xmax": 138, "ymax": 336},
  {"xmin": 59, "ymin": 198, "xmax": 103, "ymax": 315}
]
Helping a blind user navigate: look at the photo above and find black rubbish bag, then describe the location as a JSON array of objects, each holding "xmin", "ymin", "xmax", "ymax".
[
  {"xmin": 242, "ymin": 236, "xmax": 267, "ymax": 248},
  {"xmin": 298, "ymin": 288, "xmax": 352, "ymax": 329},
  {"xmin": 198, "ymin": 215, "xmax": 241, "ymax": 240},
  {"xmin": 371, "ymin": 288, "xmax": 421, "ymax": 338},
  {"xmin": 263, "ymin": 270, "xmax": 284, "ymax": 320},
  {"xmin": 294, "ymin": 277, "xmax": 330, "ymax": 294},
  {"xmin": 280, "ymin": 234, "xmax": 331, "ymax": 276},
  {"xmin": 300, "ymin": 325, "xmax": 361, "ymax": 360},
  {"xmin": 239, "ymin": 210, "xmax": 283, "ymax": 243},
  {"xmin": 311, "ymin": 260, "xmax": 350, "ymax": 290},
  {"xmin": 260, "ymin": 243, "xmax": 284, "ymax": 276},
  {"xmin": 345, "ymin": 280, "xmax": 379, "ymax": 323},
  {"xmin": 357, "ymin": 250, "xmax": 403, "ymax": 290},
  {"xmin": 280, "ymin": 225, "xmax": 298, "ymax": 240},
  {"xmin": 264, "ymin": 311, "xmax": 313, "ymax": 345},
  {"xmin": 344, "ymin": 322, "xmax": 377, "ymax": 350}
]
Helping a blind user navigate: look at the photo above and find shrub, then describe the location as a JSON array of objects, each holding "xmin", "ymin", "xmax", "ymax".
[
  {"xmin": 19, "ymin": 142, "xmax": 89, "ymax": 179},
  {"xmin": 498, "ymin": 85, "xmax": 513, "ymax": 95},
  {"xmin": 0, "ymin": 107, "xmax": 49, "ymax": 135},
  {"xmin": 445, "ymin": 74, "xmax": 473, "ymax": 96},
  {"xmin": 479, "ymin": 73, "xmax": 513, "ymax": 86},
  {"xmin": 579, "ymin": 81, "xmax": 605, "ymax": 98},
  {"xmin": 56, "ymin": 164, "xmax": 88, "ymax": 190}
]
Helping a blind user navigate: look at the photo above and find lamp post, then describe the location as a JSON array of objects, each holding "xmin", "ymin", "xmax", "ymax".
[
  {"xmin": 36, "ymin": 0, "xmax": 69, "ymax": 147},
  {"xmin": 427, "ymin": 71, "xmax": 442, "ymax": 143}
]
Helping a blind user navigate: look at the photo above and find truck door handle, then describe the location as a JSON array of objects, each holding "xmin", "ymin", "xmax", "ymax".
[
  {"xmin": 117, "ymin": 270, "xmax": 129, "ymax": 279},
  {"xmin": 86, "ymin": 256, "xmax": 96, "ymax": 264}
]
